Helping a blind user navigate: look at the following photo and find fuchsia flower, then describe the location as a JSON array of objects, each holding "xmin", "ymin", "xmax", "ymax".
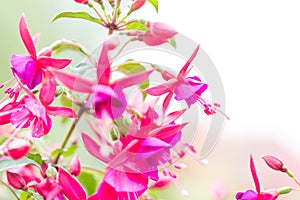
[
  {"xmin": 145, "ymin": 45, "xmax": 227, "ymax": 117},
  {"xmin": 6, "ymin": 171, "xmax": 28, "ymax": 190},
  {"xmin": 0, "ymin": 87, "xmax": 76, "ymax": 138},
  {"xmin": 235, "ymin": 155, "xmax": 280, "ymax": 200},
  {"xmin": 143, "ymin": 22, "xmax": 177, "ymax": 46},
  {"xmin": 54, "ymin": 35, "xmax": 153, "ymax": 121},
  {"xmin": 11, "ymin": 15, "xmax": 71, "ymax": 96},
  {"xmin": 262, "ymin": 155, "xmax": 287, "ymax": 173},
  {"xmin": 74, "ymin": 0, "xmax": 89, "ymax": 4}
]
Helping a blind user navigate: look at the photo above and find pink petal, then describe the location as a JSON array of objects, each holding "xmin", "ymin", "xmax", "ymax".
[
  {"xmin": 113, "ymin": 70, "xmax": 153, "ymax": 89},
  {"xmin": 31, "ymin": 115, "xmax": 52, "ymax": 138},
  {"xmin": 153, "ymin": 123, "xmax": 188, "ymax": 139},
  {"xmin": 145, "ymin": 80, "xmax": 176, "ymax": 96},
  {"xmin": 82, "ymin": 133, "xmax": 111, "ymax": 163},
  {"xmin": 163, "ymin": 109, "xmax": 186, "ymax": 125},
  {"xmin": 24, "ymin": 60, "xmax": 42, "ymax": 90},
  {"xmin": 7, "ymin": 139, "xmax": 30, "ymax": 160},
  {"xmin": 58, "ymin": 167, "xmax": 87, "ymax": 200},
  {"xmin": 97, "ymin": 36, "xmax": 119, "ymax": 84},
  {"xmin": 178, "ymin": 45, "xmax": 200, "ymax": 78},
  {"xmin": 47, "ymin": 106, "xmax": 77, "ymax": 118},
  {"xmin": 53, "ymin": 70, "xmax": 94, "ymax": 93},
  {"xmin": 131, "ymin": 0, "xmax": 146, "ymax": 11},
  {"xmin": 250, "ymin": 154, "xmax": 261, "ymax": 194},
  {"xmin": 38, "ymin": 56, "xmax": 72, "ymax": 69},
  {"xmin": 163, "ymin": 92, "xmax": 173, "ymax": 113},
  {"xmin": 19, "ymin": 15, "xmax": 36, "ymax": 58},
  {"xmin": 40, "ymin": 72, "xmax": 56, "ymax": 106}
]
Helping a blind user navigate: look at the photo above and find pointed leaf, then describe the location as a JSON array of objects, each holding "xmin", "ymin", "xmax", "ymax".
[
  {"xmin": 53, "ymin": 12, "xmax": 102, "ymax": 24},
  {"xmin": 147, "ymin": 0, "xmax": 159, "ymax": 13},
  {"xmin": 0, "ymin": 158, "xmax": 40, "ymax": 172}
]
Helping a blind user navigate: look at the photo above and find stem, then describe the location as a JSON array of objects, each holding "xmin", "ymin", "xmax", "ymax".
[
  {"xmin": 53, "ymin": 107, "xmax": 85, "ymax": 165},
  {"xmin": 112, "ymin": 0, "xmax": 122, "ymax": 24},
  {"xmin": 116, "ymin": 13, "xmax": 130, "ymax": 25},
  {"xmin": 91, "ymin": 6, "xmax": 108, "ymax": 26},
  {"xmin": 0, "ymin": 179, "xmax": 20, "ymax": 200}
]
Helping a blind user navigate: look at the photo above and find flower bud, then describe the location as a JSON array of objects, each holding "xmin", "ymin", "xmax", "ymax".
[
  {"xmin": 262, "ymin": 155, "xmax": 287, "ymax": 172},
  {"xmin": 130, "ymin": 0, "xmax": 146, "ymax": 12},
  {"xmin": 46, "ymin": 165, "xmax": 57, "ymax": 178},
  {"xmin": 70, "ymin": 155, "xmax": 81, "ymax": 176},
  {"xmin": 6, "ymin": 171, "xmax": 27, "ymax": 190},
  {"xmin": 74, "ymin": 0, "xmax": 89, "ymax": 4},
  {"xmin": 7, "ymin": 139, "xmax": 30, "ymax": 160}
]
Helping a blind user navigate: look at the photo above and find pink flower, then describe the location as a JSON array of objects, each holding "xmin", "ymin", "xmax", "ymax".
[
  {"xmin": 74, "ymin": 0, "xmax": 89, "ymax": 4},
  {"xmin": 36, "ymin": 178, "xmax": 64, "ymax": 200},
  {"xmin": 0, "ymin": 90, "xmax": 76, "ymax": 138},
  {"xmin": 235, "ymin": 155, "xmax": 280, "ymax": 200},
  {"xmin": 262, "ymin": 155, "xmax": 287, "ymax": 172},
  {"xmin": 131, "ymin": 0, "xmax": 146, "ymax": 11},
  {"xmin": 145, "ymin": 46, "xmax": 226, "ymax": 117},
  {"xmin": 54, "ymin": 36, "xmax": 153, "ymax": 121},
  {"xmin": 11, "ymin": 15, "xmax": 71, "ymax": 98}
]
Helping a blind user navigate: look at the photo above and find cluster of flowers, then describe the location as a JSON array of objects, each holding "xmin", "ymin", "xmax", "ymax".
[{"xmin": 0, "ymin": 0, "xmax": 226, "ymax": 199}]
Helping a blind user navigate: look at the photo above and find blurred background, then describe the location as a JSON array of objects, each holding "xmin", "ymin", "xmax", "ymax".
[{"xmin": 1, "ymin": 0, "xmax": 300, "ymax": 199}]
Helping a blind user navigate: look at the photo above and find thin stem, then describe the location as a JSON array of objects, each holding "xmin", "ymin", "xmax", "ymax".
[
  {"xmin": 100, "ymin": 4, "xmax": 110, "ymax": 22},
  {"xmin": 116, "ymin": 12, "xmax": 130, "ymax": 25},
  {"xmin": 53, "ymin": 107, "xmax": 85, "ymax": 165},
  {"xmin": 117, "ymin": 19, "xmax": 138, "ymax": 28},
  {"xmin": 91, "ymin": 6, "xmax": 108, "ymax": 26},
  {"xmin": 0, "ymin": 179, "xmax": 20, "ymax": 200},
  {"xmin": 112, "ymin": 0, "xmax": 121, "ymax": 24}
]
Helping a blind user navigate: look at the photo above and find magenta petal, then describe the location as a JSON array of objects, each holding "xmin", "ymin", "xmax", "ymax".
[
  {"xmin": 105, "ymin": 168, "xmax": 148, "ymax": 192},
  {"xmin": 178, "ymin": 45, "xmax": 200, "ymax": 78},
  {"xmin": 0, "ymin": 102, "xmax": 19, "ymax": 125},
  {"xmin": 58, "ymin": 168, "xmax": 87, "ymax": 200},
  {"xmin": 53, "ymin": 70, "xmax": 94, "ymax": 93},
  {"xmin": 250, "ymin": 154, "xmax": 261, "ymax": 194},
  {"xmin": 31, "ymin": 116, "xmax": 52, "ymax": 138},
  {"xmin": 47, "ymin": 106, "xmax": 77, "ymax": 118},
  {"xmin": 40, "ymin": 72, "xmax": 56, "ymax": 106},
  {"xmin": 19, "ymin": 15, "xmax": 36, "ymax": 58},
  {"xmin": 11, "ymin": 54, "xmax": 33, "ymax": 82},
  {"xmin": 174, "ymin": 82, "xmax": 196, "ymax": 100},
  {"xmin": 163, "ymin": 92, "xmax": 173, "ymax": 113},
  {"xmin": 114, "ymin": 70, "xmax": 153, "ymax": 89},
  {"xmin": 145, "ymin": 84, "xmax": 171, "ymax": 96},
  {"xmin": 38, "ymin": 56, "xmax": 72, "ymax": 69},
  {"xmin": 236, "ymin": 190, "xmax": 258, "ymax": 200},
  {"xmin": 154, "ymin": 123, "xmax": 188, "ymax": 139},
  {"xmin": 95, "ymin": 181, "xmax": 118, "ymax": 200},
  {"xmin": 82, "ymin": 133, "xmax": 111, "ymax": 163},
  {"xmin": 164, "ymin": 109, "xmax": 186, "ymax": 125},
  {"xmin": 25, "ymin": 60, "xmax": 42, "ymax": 89}
]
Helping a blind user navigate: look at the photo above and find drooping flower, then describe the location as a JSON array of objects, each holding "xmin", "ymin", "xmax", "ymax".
[
  {"xmin": 11, "ymin": 15, "xmax": 71, "ymax": 101},
  {"xmin": 130, "ymin": 0, "xmax": 147, "ymax": 12},
  {"xmin": 54, "ymin": 35, "xmax": 153, "ymax": 122},
  {"xmin": 235, "ymin": 155, "xmax": 280, "ymax": 200},
  {"xmin": 145, "ymin": 45, "xmax": 227, "ymax": 117},
  {"xmin": 6, "ymin": 171, "xmax": 28, "ymax": 190},
  {"xmin": 262, "ymin": 155, "xmax": 287, "ymax": 173}
]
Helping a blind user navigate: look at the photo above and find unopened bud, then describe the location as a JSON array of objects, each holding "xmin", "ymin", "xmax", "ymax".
[
  {"xmin": 262, "ymin": 155, "xmax": 287, "ymax": 172},
  {"xmin": 7, "ymin": 139, "xmax": 30, "ymax": 160},
  {"xmin": 70, "ymin": 155, "xmax": 81, "ymax": 176},
  {"xmin": 6, "ymin": 171, "xmax": 27, "ymax": 190},
  {"xmin": 74, "ymin": 0, "xmax": 89, "ymax": 4},
  {"xmin": 130, "ymin": 0, "xmax": 146, "ymax": 12},
  {"xmin": 46, "ymin": 165, "xmax": 57, "ymax": 178}
]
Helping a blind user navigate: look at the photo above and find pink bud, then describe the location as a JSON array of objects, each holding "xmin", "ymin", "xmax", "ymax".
[
  {"xmin": 70, "ymin": 155, "xmax": 81, "ymax": 176},
  {"xmin": 131, "ymin": 0, "xmax": 146, "ymax": 11},
  {"xmin": 262, "ymin": 155, "xmax": 287, "ymax": 172},
  {"xmin": 7, "ymin": 139, "xmax": 30, "ymax": 160},
  {"xmin": 147, "ymin": 22, "xmax": 177, "ymax": 39},
  {"xmin": 74, "ymin": 0, "xmax": 89, "ymax": 4},
  {"xmin": 6, "ymin": 171, "xmax": 27, "ymax": 190}
]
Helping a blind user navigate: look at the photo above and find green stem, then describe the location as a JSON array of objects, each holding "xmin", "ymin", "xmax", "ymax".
[
  {"xmin": 0, "ymin": 179, "xmax": 20, "ymax": 200},
  {"xmin": 53, "ymin": 107, "xmax": 85, "ymax": 165},
  {"xmin": 112, "ymin": 0, "xmax": 121, "ymax": 24}
]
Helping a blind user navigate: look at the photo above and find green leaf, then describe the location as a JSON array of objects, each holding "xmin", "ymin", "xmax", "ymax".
[
  {"xmin": 26, "ymin": 153, "xmax": 43, "ymax": 165},
  {"xmin": 147, "ymin": 0, "xmax": 159, "ymax": 13},
  {"xmin": 77, "ymin": 171, "xmax": 100, "ymax": 195},
  {"xmin": 126, "ymin": 20, "xmax": 149, "ymax": 32},
  {"xmin": 169, "ymin": 37, "xmax": 177, "ymax": 48},
  {"xmin": 62, "ymin": 145, "xmax": 78, "ymax": 158},
  {"xmin": 53, "ymin": 12, "xmax": 102, "ymax": 24},
  {"xmin": 51, "ymin": 149, "xmax": 63, "ymax": 158},
  {"xmin": 0, "ymin": 158, "xmax": 40, "ymax": 172}
]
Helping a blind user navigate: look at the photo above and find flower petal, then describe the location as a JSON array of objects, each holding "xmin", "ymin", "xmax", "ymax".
[
  {"xmin": 114, "ymin": 70, "xmax": 153, "ymax": 89},
  {"xmin": 143, "ymin": 32, "xmax": 168, "ymax": 46},
  {"xmin": 178, "ymin": 45, "xmax": 200, "ymax": 78},
  {"xmin": 11, "ymin": 54, "xmax": 33, "ymax": 82},
  {"xmin": 58, "ymin": 167, "xmax": 87, "ymax": 200},
  {"xmin": 153, "ymin": 123, "xmax": 188, "ymax": 139},
  {"xmin": 53, "ymin": 70, "xmax": 94, "ymax": 93},
  {"xmin": 24, "ymin": 60, "xmax": 42, "ymax": 89},
  {"xmin": 250, "ymin": 154, "xmax": 261, "ymax": 194},
  {"xmin": 47, "ymin": 106, "xmax": 77, "ymax": 118},
  {"xmin": 38, "ymin": 56, "xmax": 72, "ymax": 69},
  {"xmin": 40, "ymin": 72, "xmax": 56, "ymax": 106},
  {"xmin": 19, "ymin": 15, "xmax": 36, "ymax": 58}
]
